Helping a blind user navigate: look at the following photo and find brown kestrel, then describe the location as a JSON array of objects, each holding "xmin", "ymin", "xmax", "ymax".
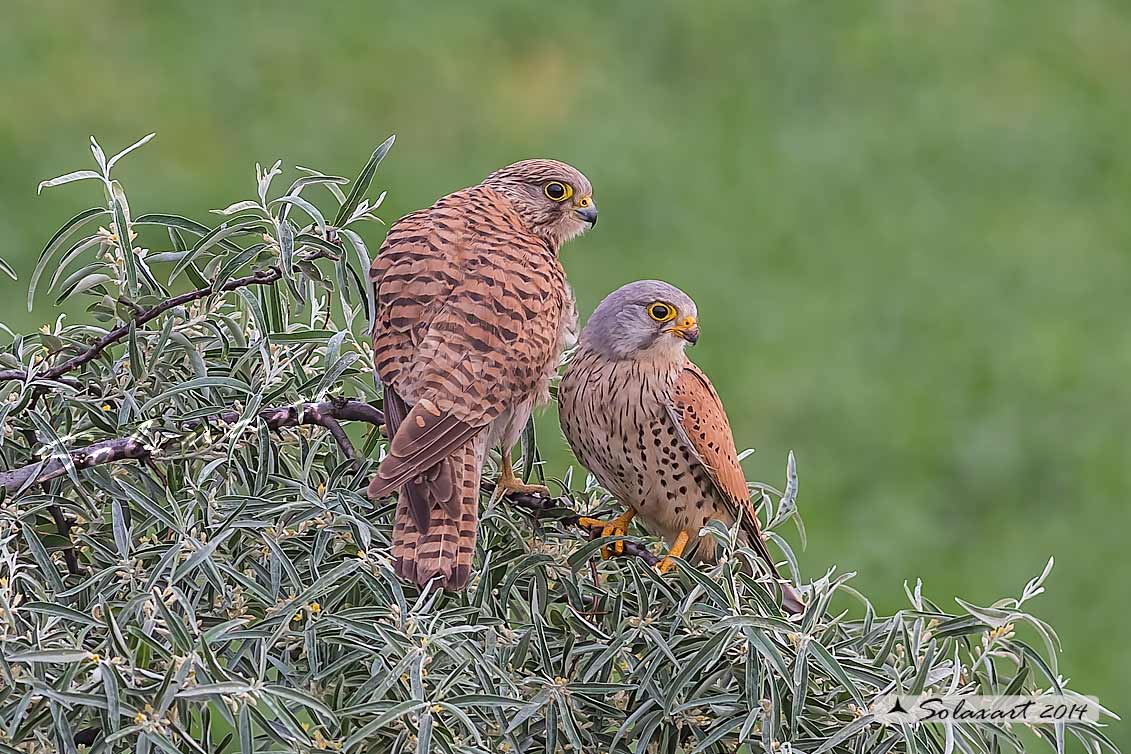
[
  {"xmin": 368, "ymin": 160, "xmax": 596, "ymax": 590},
  {"xmin": 558, "ymin": 280, "xmax": 804, "ymax": 614}
]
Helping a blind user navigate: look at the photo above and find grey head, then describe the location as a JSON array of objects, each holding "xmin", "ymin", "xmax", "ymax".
[{"xmin": 579, "ymin": 280, "xmax": 699, "ymax": 361}]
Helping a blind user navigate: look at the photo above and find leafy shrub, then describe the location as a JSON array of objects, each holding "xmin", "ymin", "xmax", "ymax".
[{"xmin": 0, "ymin": 137, "xmax": 1118, "ymax": 754}]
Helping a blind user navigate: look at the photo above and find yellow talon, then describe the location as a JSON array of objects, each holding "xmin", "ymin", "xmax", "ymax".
[
  {"xmin": 656, "ymin": 530, "xmax": 690, "ymax": 575},
  {"xmin": 578, "ymin": 509, "xmax": 636, "ymax": 559},
  {"xmin": 496, "ymin": 453, "xmax": 549, "ymax": 497}
]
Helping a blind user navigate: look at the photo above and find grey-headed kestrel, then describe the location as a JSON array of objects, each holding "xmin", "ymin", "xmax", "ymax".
[
  {"xmin": 558, "ymin": 280, "xmax": 804, "ymax": 614},
  {"xmin": 368, "ymin": 160, "xmax": 596, "ymax": 590}
]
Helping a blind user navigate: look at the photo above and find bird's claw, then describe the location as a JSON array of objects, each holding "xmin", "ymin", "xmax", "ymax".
[
  {"xmin": 496, "ymin": 476, "xmax": 551, "ymax": 499},
  {"xmin": 655, "ymin": 556, "xmax": 677, "ymax": 575},
  {"xmin": 577, "ymin": 513, "xmax": 634, "ymax": 559}
]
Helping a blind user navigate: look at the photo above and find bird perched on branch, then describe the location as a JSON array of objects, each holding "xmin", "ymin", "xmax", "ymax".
[
  {"xmin": 558, "ymin": 280, "xmax": 804, "ymax": 614},
  {"xmin": 368, "ymin": 160, "xmax": 596, "ymax": 590}
]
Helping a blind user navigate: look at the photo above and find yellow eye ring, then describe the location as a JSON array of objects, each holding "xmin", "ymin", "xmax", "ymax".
[
  {"xmin": 544, "ymin": 181, "xmax": 573, "ymax": 202},
  {"xmin": 647, "ymin": 302, "xmax": 676, "ymax": 322}
]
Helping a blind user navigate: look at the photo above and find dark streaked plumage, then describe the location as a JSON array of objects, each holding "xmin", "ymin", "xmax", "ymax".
[
  {"xmin": 559, "ymin": 280, "xmax": 804, "ymax": 614},
  {"xmin": 369, "ymin": 159, "xmax": 595, "ymax": 590}
]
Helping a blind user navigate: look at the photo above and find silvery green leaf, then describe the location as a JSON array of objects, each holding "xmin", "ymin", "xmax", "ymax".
[
  {"xmin": 278, "ymin": 218, "xmax": 295, "ymax": 281},
  {"xmin": 263, "ymin": 685, "xmax": 338, "ymax": 722},
  {"xmin": 51, "ymin": 703, "xmax": 79, "ymax": 754},
  {"xmin": 341, "ymin": 700, "xmax": 429, "ymax": 751},
  {"xmin": 28, "ymin": 207, "xmax": 108, "ymax": 310},
  {"xmin": 779, "ymin": 449, "xmax": 798, "ymax": 515},
  {"xmin": 89, "ymin": 135, "xmax": 107, "ymax": 171},
  {"xmin": 812, "ymin": 715, "xmax": 876, "ymax": 754},
  {"xmin": 415, "ymin": 709, "xmax": 433, "ymax": 754},
  {"xmin": 176, "ymin": 682, "xmax": 257, "ymax": 698},
  {"xmin": 954, "ymin": 597, "xmax": 1014, "ymax": 628},
  {"xmin": 48, "ymin": 236, "xmax": 103, "ymax": 293},
  {"xmin": 103, "ymin": 660, "xmax": 122, "ymax": 733},
  {"xmin": 133, "ymin": 214, "xmax": 243, "ymax": 254},
  {"xmin": 168, "ymin": 218, "xmax": 268, "ymax": 284},
  {"xmin": 336, "ymin": 229, "xmax": 371, "ymax": 324},
  {"xmin": 257, "ymin": 159, "xmax": 283, "ymax": 205},
  {"xmin": 212, "ymin": 200, "xmax": 266, "ymax": 216},
  {"xmin": 334, "ymin": 134, "xmax": 394, "ymax": 227},
  {"xmin": 315, "ymin": 351, "xmax": 359, "ymax": 398},
  {"xmin": 1020, "ymin": 555, "xmax": 1055, "ymax": 605},
  {"xmin": 37, "ymin": 169, "xmax": 105, "ymax": 195},
  {"xmin": 19, "ymin": 601, "xmax": 97, "ymax": 625},
  {"xmin": 296, "ymin": 166, "xmax": 348, "ymax": 203},
  {"xmin": 107, "ymin": 132, "xmax": 156, "ymax": 171},
  {"xmin": 170, "ymin": 529, "xmax": 236, "ymax": 583},
  {"xmin": 111, "ymin": 496, "xmax": 130, "ymax": 559},
  {"xmin": 347, "ymin": 189, "xmax": 387, "ymax": 225},
  {"xmin": 70, "ymin": 271, "xmax": 116, "ymax": 300},
  {"xmin": 272, "ymin": 195, "xmax": 327, "ymax": 235},
  {"xmin": 7, "ymin": 648, "xmax": 90, "ymax": 663},
  {"xmin": 110, "ymin": 187, "xmax": 138, "ymax": 297},
  {"xmin": 140, "ymin": 376, "xmax": 254, "ymax": 413},
  {"xmin": 267, "ymin": 329, "xmax": 337, "ymax": 343},
  {"xmin": 287, "ymin": 173, "xmax": 348, "ymax": 194},
  {"xmin": 325, "ymin": 329, "xmax": 348, "ymax": 364}
]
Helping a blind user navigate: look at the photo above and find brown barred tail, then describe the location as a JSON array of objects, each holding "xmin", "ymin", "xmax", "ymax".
[{"xmin": 390, "ymin": 436, "xmax": 485, "ymax": 591}]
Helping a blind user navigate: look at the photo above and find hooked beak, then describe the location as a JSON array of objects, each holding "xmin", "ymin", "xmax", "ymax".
[
  {"xmin": 665, "ymin": 316, "xmax": 699, "ymax": 345},
  {"xmin": 575, "ymin": 201, "xmax": 598, "ymax": 227}
]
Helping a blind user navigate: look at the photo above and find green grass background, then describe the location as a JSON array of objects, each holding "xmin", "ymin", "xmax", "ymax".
[{"xmin": 2, "ymin": 1, "xmax": 1128, "ymax": 744}]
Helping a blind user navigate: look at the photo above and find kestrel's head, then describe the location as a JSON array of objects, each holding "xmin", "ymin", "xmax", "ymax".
[
  {"xmin": 580, "ymin": 280, "xmax": 700, "ymax": 361},
  {"xmin": 481, "ymin": 159, "xmax": 597, "ymax": 249}
]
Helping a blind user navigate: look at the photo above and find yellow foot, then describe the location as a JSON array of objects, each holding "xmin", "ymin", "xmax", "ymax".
[
  {"xmin": 497, "ymin": 476, "xmax": 550, "ymax": 497},
  {"xmin": 496, "ymin": 452, "xmax": 549, "ymax": 497},
  {"xmin": 655, "ymin": 530, "xmax": 690, "ymax": 576},
  {"xmin": 577, "ymin": 510, "xmax": 637, "ymax": 558}
]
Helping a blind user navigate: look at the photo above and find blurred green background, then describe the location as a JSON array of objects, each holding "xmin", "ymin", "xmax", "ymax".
[{"xmin": 3, "ymin": 0, "xmax": 1128, "ymax": 743}]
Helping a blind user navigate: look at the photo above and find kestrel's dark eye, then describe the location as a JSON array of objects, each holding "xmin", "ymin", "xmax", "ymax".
[
  {"xmin": 647, "ymin": 302, "xmax": 675, "ymax": 322},
  {"xmin": 544, "ymin": 181, "xmax": 572, "ymax": 202}
]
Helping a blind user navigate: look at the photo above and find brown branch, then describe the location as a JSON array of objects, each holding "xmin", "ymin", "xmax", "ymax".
[
  {"xmin": 48, "ymin": 504, "xmax": 82, "ymax": 576},
  {"xmin": 15, "ymin": 248, "xmax": 330, "ymax": 389},
  {"xmin": 193, "ymin": 397, "xmax": 383, "ymax": 465},
  {"xmin": 317, "ymin": 416, "xmax": 354, "ymax": 461},
  {"xmin": 0, "ymin": 370, "xmax": 84, "ymax": 390},
  {"xmin": 0, "ymin": 437, "xmax": 148, "ymax": 493},
  {"xmin": 0, "ymin": 398, "xmax": 383, "ymax": 495},
  {"xmin": 3, "ymin": 239, "xmax": 337, "ymax": 400},
  {"xmin": 38, "ymin": 266, "xmax": 286, "ymax": 382}
]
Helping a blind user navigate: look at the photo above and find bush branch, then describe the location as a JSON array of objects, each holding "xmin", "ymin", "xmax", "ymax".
[
  {"xmin": 39, "ymin": 266, "xmax": 289, "ymax": 382},
  {"xmin": 0, "ymin": 437, "xmax": 149, "ymax": 493},
  {"xmin": 0, "ymin": 370, "xmax": 84, "ymax": 389},
  {"xmin": 0, "ymin": 398, "xmax": 383, "ymax": 494},
  {"xmin": 195, "ymin": 397, "xmax": 384, "ymax": 467}
]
